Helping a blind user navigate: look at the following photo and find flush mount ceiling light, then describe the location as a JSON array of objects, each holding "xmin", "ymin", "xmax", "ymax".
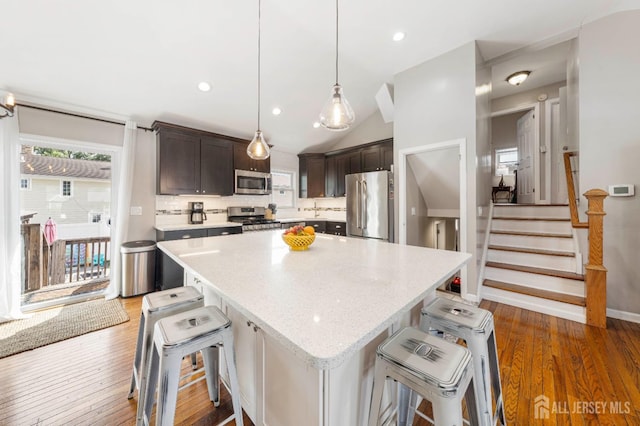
[
  {"xmin": 392, "ymin": 31, "xmax": 405, "ymax": 42},
  {"xmin": 0, "ymin": 93, "xmax": 16, "ymax": 119},
  {"xmin": 506, "ymin": 70, "xmax": 531, "ymax": 86},
  {"xmin": 319, "ymin": 0, "xmax": 355, "ymax": 131},
  {"xmin": 313, "ymin": 122, "xmax": 321, "ymax": 128},
  {"xmin": 197, "ymin": 82, "xmax": 211, "ymax": 92},
  {"xmin": 247, "ymin": 0, "xmax": 270, "ymax": 160},
  {"xmin": 272, "ymin": 107, "xmax": 282, "ymax": 116}
]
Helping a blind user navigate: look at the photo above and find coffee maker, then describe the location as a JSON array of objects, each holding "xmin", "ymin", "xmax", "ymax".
[{"xmin": 189, "ymin": 202, "xmax": 206, "ymax": 224}]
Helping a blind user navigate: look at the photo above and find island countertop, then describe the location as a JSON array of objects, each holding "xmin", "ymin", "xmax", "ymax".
[{"xmin": 157, "ymin": 230, "xmax": 471, "ymax": 369}]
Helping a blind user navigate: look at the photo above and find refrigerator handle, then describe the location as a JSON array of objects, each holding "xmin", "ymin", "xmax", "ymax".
[
  {"xmin": 355, "ymin": 179, "xmax": 361, "ymax": 229},
  {"xmin": 361, "ymin": 179, "xmax": 367, "ymax": 229}
]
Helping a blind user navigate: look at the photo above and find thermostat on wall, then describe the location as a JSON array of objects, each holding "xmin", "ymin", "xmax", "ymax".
[{"xmin": 608, "ymin": 184, "xmax": 634, "ymax": 197}]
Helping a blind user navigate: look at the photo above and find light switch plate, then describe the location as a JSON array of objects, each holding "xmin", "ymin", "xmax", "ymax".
[{"xmin": 130, "ymin": 206, "xmax": 143, "ymax": 215}]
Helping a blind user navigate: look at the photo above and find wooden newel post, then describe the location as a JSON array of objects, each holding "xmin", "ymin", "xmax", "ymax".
[{"xmin": 584, "ymin": 189, "xmax": 608, "ymax": 328}]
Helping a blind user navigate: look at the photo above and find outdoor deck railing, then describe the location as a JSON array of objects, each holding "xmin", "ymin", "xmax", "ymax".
[{"xmin": 21, "ymin": 223, "xmax": 111, "ymax": 292}]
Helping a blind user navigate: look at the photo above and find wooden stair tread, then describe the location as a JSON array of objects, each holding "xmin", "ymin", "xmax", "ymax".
[
  {"xmin": 483, "ymin": 279, "xmax": 586, "ymax": 306},
  {"xmin": 490, "ymin": 230, "xmax": 573, "ymax": 238},
  {"xmin": 488, "ymin": 245, "xmax": 575, "ymax": 257},
  {"xmin": 485, "ymin": 261, "xmax": 584, "ymax": 280},
  {"xmin": 493, "ymin": 216, "xmax": 570, "ymax": 221},
  {"xmin": 494, "ymin": 203, "xmax": 569, "ymax": 207}
]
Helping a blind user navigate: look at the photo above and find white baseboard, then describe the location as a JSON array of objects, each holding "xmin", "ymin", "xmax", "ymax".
[
  {"xmin": 482, "ymin": 286, "xmax": 586, "ymax": 324},
  {"xmin": 606, "ymin": 308, "xmax": 640, "ymax": 324}
]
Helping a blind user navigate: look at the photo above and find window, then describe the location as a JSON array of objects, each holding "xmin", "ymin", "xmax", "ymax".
[
  {"xmin": 495, "ymin": 148, "xmax": 518, "ymax": 176},
  {"xmin": 90, "ymin": 213, "xmax": 102, "ymax": 223},
  {"xmin": 271, "ymin": 170, "xmax": 295, "ymax": 208},
  {"xmin": 20, "ymin": 178, "xmax": 31, "ymax": 190},
  {"xmin": 61, "ymin": 180, "xmax": 72, "ymax": 196}
]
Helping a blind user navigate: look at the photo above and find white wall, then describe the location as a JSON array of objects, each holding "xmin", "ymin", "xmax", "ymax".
[
  {"xmin": 330, "ymin": 110, "xmax": 393, "ymax": 151},
  {"xmin": 579, "ymin": 10, "xmax": 640, "ymax": 315},
  {"xmin": 394, "ymin": 41, "xmax": 479, "ymax": 297}
]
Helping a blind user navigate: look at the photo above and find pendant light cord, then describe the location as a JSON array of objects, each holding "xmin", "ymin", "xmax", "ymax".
[
  {"xmin": 335, "ymin": 0, "xmax": 339, "ymax": 85},
  {"xmin": 257, "ymin": 0, "xmax": 262, "ymax": 131}
]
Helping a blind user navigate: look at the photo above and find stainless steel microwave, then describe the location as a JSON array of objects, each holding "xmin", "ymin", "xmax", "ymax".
[{"xmin": 235, "ymin": 169, "xmax": 272, "ymax": 195}]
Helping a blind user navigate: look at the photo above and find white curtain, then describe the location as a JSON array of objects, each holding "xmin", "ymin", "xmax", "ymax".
[
  {"xmin": 105, "ymin": 120, "xmax": 137, "ymax": 299},
  {"xmin": 0, "ymin": 110, "xmax": 28, "ymax": 322}
]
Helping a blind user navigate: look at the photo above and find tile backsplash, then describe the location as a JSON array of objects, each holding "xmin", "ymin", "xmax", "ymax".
[{"xmin": 155, "ymin": 195, "xmax": 346, "ymax": 227}]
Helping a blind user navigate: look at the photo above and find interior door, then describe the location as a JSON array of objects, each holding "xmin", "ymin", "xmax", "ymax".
[{"xmin": 516, "ymin": 109, "xmax": 536, "ymax": 204}]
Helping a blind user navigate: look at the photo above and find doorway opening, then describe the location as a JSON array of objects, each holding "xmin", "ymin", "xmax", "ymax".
[
  {"xmin": 398, "ymin": 139, "xmax": 468, "ymax": 297},
  {"xmin": 19, "ymin": 142, "xmax": 114, "ymax": 311}
]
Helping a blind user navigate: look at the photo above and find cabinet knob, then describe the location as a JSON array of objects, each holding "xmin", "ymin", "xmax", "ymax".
[
  {"xmin": 196, "ymin": 190, "xmax": 200, "ymax": 193},
  {"xmin": 202, "ymin": 190, "xmax": 206, "ymax": 193}
]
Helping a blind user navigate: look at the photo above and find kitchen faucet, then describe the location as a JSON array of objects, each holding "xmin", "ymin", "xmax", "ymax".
[{"xmin": 314, "ymin": 201, "xmax": 320, "ymax": 218}]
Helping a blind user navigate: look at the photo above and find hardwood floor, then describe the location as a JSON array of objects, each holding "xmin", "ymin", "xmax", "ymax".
[{"xmin": 0, "ymin": 297, "xmax": 638, "ymax": 425}]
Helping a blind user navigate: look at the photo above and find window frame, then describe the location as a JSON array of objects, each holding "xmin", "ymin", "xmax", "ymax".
[
  {"xmin": 270, "ymin": 170, "xmax": 296, "ymax": 209},
  {"xmin": 20, "ymin": 178, "xmax": 31, "ymax": 190},
  {"xmin": 61, "ymin": 180, "xmax": 72, "ymax": 197}
]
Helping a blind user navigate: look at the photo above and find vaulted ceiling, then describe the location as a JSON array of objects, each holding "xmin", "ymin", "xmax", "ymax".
[{"xmin": 2, "ymin": 1, "xmax": 637, "ymax": 153}]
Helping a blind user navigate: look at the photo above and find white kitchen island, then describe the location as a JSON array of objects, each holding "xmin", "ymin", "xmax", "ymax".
[{"xmin": 157, "ymin": 230, "xmax": 471, "ymax": 426}]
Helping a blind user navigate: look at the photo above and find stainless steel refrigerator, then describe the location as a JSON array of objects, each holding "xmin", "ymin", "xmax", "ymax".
[{"xmin": 346, "ymin": 171, "xmax": 394, "ymax": 241}]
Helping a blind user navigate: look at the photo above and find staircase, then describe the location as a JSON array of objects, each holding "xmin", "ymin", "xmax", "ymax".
[{"xmin": 481, "ymin": 204, "xmax": 588, "ymax": 324}]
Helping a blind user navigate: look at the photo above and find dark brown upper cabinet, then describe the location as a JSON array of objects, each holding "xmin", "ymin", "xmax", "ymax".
[
  {"xmin": 361, "ymin": 139, "xmax": 393, "ymax": 172},
  {"xmin": 154, "ymin": 122, "xmax": 235, "ymax": 196},
  {"xmin": 298, "ymin": 153, "xmax": 326, "ymax": 198},
  {"xmin": 325, "ymin": 150, "xmax": 361, "ymax": 197},
  {"xmin": 233, "ymin": 141, "xmax": 270, "ymax": 173}
]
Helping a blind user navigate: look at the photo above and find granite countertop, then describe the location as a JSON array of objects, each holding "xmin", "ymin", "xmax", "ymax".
[
  {"xmin": 154, "ymin": 222, "xmax": 242, "ymax": 232},
  {"xmin": 157, "ymin": 230, "xmax": 470, "ymax": 369}
]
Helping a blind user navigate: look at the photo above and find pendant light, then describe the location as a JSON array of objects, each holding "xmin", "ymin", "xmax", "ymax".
[
  {"xmin": 247, "ymin": 0, "xmax": 270, "ymax": 160},
  {"xmin": 319, "ymin": 0, "xmax": 355, "ymax": 131}
]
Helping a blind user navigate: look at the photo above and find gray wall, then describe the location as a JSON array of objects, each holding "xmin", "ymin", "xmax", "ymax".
[
  {"xmin": 330, "ymin": 110, "xmax": 393, "ymax": 152},
  {"xmin": 394, "ymin": 41, "xmax": 481, "ymax": 298},
  {"xmin": 579, "ymin": 10, "xmax": 640, "ymax": 315}
]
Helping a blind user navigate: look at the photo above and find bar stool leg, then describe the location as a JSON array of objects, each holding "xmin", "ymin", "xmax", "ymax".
[
  {"xmin": 397, "ymin": 383, "xmax": 411, "ymax": 426},
  {"xmin": 368, "ymin": 360, "xmax": 387, "ymax": 426},
  {"xmin": 155, "ymin": 352, "xmax": 183, "ymax": 426},
  {"xmin": 221, "ymin": 331, "xmax": 244, "ymax": 426},
  {"xmin": 464, "ymin": 376, "xmax": 481, "ymax": 426},
  {"xmin": 432, "ymin": 396, "xmax": 464, "ymax": 425},
  {"xmin": 202, "ymin": 346, "xmax": 221, "ymax": 406},
  {"xmin": 488, "ymin": 330, "xmax": 506, "ymax": 425},
  {"xmin": 467, "ymin": 333, "xmax": 493, "ymax": 425},
  {"xmin": 141, "ymin": 345, "xmax": 160, "ymax": 426},
  {"xmin": 190, "ymin": 352, "xmax": 198, "ymax": 370},
  {"xmin": 129, "ymin": 312, "xmax": 146, "ymax": 399}
]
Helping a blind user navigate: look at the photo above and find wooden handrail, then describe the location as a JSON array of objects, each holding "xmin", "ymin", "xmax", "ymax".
[
  {"xmin": 563, "ymin": 151, "xmax": 608, "ymax": 328},
  {"xmin": 563, "ymin": 152, "xmax": 588, "ymax": 228}
]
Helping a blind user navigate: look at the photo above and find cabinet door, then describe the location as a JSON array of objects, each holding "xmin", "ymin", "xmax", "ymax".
[
  {"xmin": 299, "ymin": 154, "xmax": 326, "ymax": 198},
  {"xmin": 157, "ymin": 130, "xmax": 201, "ymax": 194},
  {"xmin": 207, "ymin": 226, "xmax": 242, "ymax": 237},
  {"xmin": 361, "ymin": 145, "xmax": 383, "ymax": 172},
  {"xmin": 335, "ymin": 153, "xmax": 353, "ymax": 197},
  {"xmin": 382, "ymin": 141, "xmax": 393, "ymax": 171},
  {"xmin": 325, "ymin": 156, "xmax": 337, "ymax": 197},
  {"xmin": 326, "ymin": 221, "xmax": 346, "ymax": 236},
  {"xmin": 201, "ymin": 136, "xmax": 234, "ymax": 196},
  {"xmin": 305, "ymin": 220, "xmax": 326, "ymax": 233}
]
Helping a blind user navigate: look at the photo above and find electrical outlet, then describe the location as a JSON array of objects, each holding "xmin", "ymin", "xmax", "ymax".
[
  {"xmin": 130, "ymin": 206, "xmax": 142, "ymax": 216},
  {"xmin": 411, "ymin": 207, "xmax": 416, "ymax": 216}
]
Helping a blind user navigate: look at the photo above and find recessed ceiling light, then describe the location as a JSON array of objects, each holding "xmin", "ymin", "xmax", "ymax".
[
  {"xmin": 506, "ymin": 71, "xmax": 530, "ymax": 86},
  {"xmin": 272, "ymin": 107, "xmax": 282, "ymax": 116},
  {"xmin": 392, "ymin": 32, "xmax": 405, "ymax": 42},
  {"xmin": 313, "ymin": 122, "xmax": 321, "ymax": 128},
  {"xmin": 198, "ymin": 82, "xmax": 211, "ymax": 92}
]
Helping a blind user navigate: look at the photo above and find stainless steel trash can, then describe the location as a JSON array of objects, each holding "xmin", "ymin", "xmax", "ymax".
[{"xmin": 121, "ymin": 240, "xmax": 157, "ymax": 297}]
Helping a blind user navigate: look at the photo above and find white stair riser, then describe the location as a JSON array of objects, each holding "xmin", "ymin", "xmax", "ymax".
[
  {"xmin": 487, "ymin": 249, "xmax": 576, "ymax": 272},
  {"xmin": 484, "ymin": 267, "xmax": 584, "ymax": 296},
  {"xmin": 492, "ymin": 219, "xmax": 572, "ymax": 234},
  {"xmin": 489, "ymin": 233, "xmax": 574, "ymax": 252},
  {"xmin": 481, "ymin": 287, "xmax": 586, "ymax": 324},
  {"xmin": 493, "ymin": 205, "xmax": 570, "ymax": 218}
]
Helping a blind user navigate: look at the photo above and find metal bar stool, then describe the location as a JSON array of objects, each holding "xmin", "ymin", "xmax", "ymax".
[
  {"xmin": 368, "ymin": 326, "xmax": 480, "ymax": 426},
  {"xmin": 141, "ymin": 305, "xmax": 244, "ymax": 426},
  {"xmin": 128, "ymin": 287, "xmax": 204, "ymax": 423},
  {"xmin": 420, "ymin": 297, "xmax": 506, "ymax": 426}
]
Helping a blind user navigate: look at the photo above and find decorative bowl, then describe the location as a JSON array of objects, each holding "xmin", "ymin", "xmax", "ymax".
[{"xmin": 282, "ymin": 234, "xmax": 316, "ymax": 251}]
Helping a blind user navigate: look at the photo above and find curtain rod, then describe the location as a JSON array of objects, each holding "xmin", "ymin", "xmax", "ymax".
[{"xmin": 16, "ymin": 103, "xmax": 153, "ymax": 132}]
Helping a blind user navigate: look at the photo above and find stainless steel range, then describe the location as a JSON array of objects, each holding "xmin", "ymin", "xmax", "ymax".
[{"xmin": 228, "ymin": 206, "xmax": 281, "ymax": 232}]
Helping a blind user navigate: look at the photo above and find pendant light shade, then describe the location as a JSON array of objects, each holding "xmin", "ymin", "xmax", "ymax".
[
  {"xmin": 247, "ymin": 130, "xmax": 269, "ymax": 160},
  {"xmin": 320, "ymin": 0, "xmax": 355, "ymax": 131},
  {"xmin": 319, "ymin": 84, "xmax": 354, "ymax": 131},
  {"xmin": 247, "ymin": 0, "xmax": 270, "ymax": 160}
]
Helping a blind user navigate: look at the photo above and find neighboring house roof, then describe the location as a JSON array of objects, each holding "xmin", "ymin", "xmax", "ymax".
[{"xmin": 21, "ymin": 154, "xmax": 111, "ymax": 180}]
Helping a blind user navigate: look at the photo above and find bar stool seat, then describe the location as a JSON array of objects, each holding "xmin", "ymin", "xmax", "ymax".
[
  {"xmin": 128, "ymin": 287, "xmax": 204, "ymax": 423},
  {"xmin": 141, "ymin": 305, "xmax": 244, "ymax": 426},
  {"xmin": 368, "ymin": 326, "xmax": 480, "ymax": 426},
  {"xmin": 421, "ymin": 297, "xmax": 506, "ymax": 426}
]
